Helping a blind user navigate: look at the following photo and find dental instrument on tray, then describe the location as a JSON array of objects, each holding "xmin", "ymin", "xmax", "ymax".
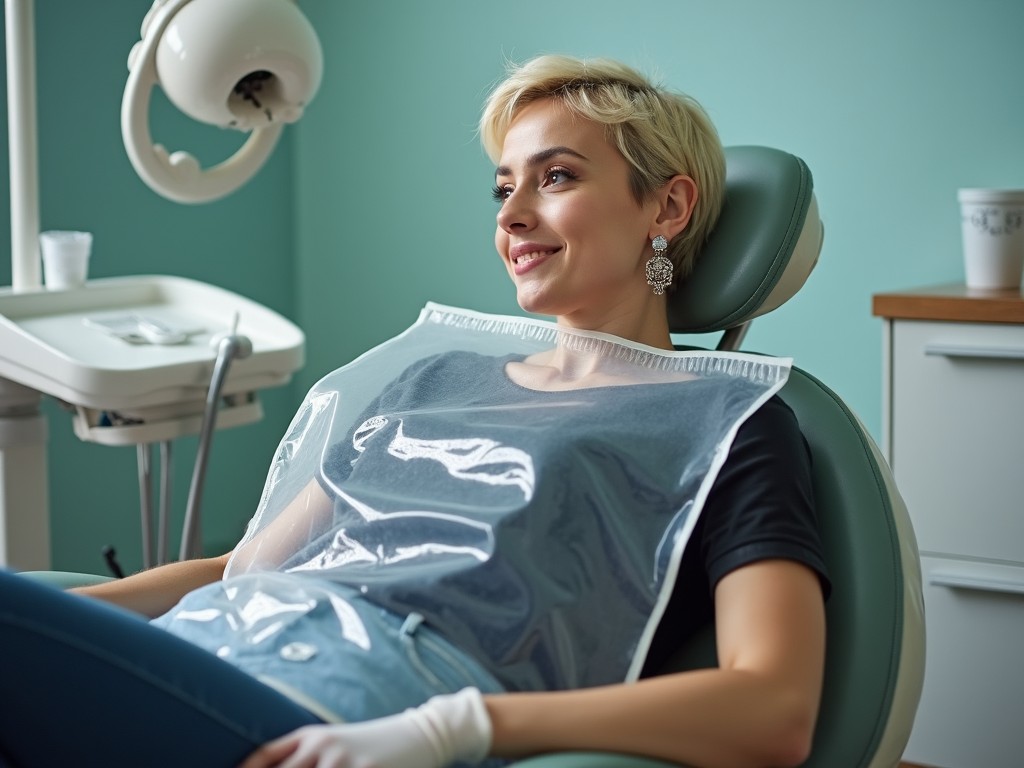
[{"xmin": 83, "ymin": 314, "xmax": 200, "ymax": 345}]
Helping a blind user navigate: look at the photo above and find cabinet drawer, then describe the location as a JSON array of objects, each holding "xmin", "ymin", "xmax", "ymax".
[
  {"xmin": 890, "ymin": 320, "xmax": 1024, "ymax": 562},
  {"xmin": 904, "ymin": 555, "xmax": 1024, "ymax": 767}
]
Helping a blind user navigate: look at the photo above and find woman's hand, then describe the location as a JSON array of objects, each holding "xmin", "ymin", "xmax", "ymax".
[{"xmin": 239, "ymin": 688, "xmax": 492, "ymax": 768}]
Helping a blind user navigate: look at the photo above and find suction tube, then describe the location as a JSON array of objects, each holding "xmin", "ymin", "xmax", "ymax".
[{"xmin": 179, "ymin": 330, "xmax": 252, "ymax": 560}]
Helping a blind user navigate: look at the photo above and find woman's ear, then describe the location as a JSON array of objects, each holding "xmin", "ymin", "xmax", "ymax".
[{"xmin": 651, "ymin": 174, "xmax": 698, "ymax": 240}]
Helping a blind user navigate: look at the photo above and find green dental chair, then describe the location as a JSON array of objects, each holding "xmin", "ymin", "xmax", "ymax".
[
  {"xmin": 24, "ymin": 146, "xmax": 925, "ymax": 768},
  {"xmin": 509, "ymin": 147, "xmax": 926, "ymax": 767}
]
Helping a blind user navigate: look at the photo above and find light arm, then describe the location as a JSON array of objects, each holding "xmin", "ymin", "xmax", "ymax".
[
  {"xmin": 485, "ymin": 559, "xmax": 826, "ymax": 768},
  {"xmin": 227, "ymin": 477, "xmax": 334, "ymax": 574},
  {"xmin": 73, "ymin": 479, "xmax": 333, "ymax": 618},
  {"xmin": 71, "ymin": 551, "xmax": 231, "ymax": 619}
]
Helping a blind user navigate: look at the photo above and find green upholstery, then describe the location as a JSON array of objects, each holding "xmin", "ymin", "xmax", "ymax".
[
  {"xmin": 22, "ymin": 147, "xmax": 924, "ymax": 768},
  {"xmin": 670, "ymin": 146, "xmax": 821, "ymax": 334},
  {"xmin": 19, "ymin": 570, "xmax": 113, "ymax": 589},
  {"xmin": 515, "ymin": 755, "xmax": 674, "ymax": 768},
  {"xmin": 779, "ymin": 370, "xmax": 924, "ymax": 767}
]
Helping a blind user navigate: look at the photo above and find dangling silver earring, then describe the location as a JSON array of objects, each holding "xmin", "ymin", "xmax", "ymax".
[{"xmin": 645, "ymin": 235, "xmax": 673, "ymax": 295}]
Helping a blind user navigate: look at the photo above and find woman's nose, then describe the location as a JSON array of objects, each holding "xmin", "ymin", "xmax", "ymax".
[{"xmin": 496, "ymin": 188, "xmax": 536, "ymax": 233}]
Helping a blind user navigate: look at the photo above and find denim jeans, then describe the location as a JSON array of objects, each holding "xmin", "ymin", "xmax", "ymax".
[
  {"xmin": 0, "ymin": 569, "xmax": 504, "ymax": 768},
  {"xmin": 151, "ymin": 572, "xmax": 507, "ymax": 723}
]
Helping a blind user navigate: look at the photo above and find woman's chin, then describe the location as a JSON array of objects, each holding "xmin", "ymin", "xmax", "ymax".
[{"xmin": 515, "ymin": 292, "xmax": 552, "ymax": 317}]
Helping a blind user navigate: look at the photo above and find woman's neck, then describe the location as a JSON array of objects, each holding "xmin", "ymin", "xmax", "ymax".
[{"xmin": 555, "ymin": 299, "xmax": 674, "ymax": 351}]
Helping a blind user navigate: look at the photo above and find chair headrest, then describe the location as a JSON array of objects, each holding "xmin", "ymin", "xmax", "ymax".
[{"xmin": 668, "ymin": 146, "xmax": 823, "ymax": 334}]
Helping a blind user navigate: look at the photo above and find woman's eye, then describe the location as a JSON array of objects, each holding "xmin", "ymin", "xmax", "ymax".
[
  {"xmin": 544, "ymin": 168, "xmax": 576, "ymax": 186},
  {"xmin": 491, "ymin": 184, "xmax": 512, "ymax": 203}
]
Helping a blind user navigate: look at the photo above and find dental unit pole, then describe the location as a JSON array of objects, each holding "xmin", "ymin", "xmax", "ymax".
[
  {"xmin": 5, "ymin": 0, "xmax": 40, "ymax": 293},
  {"xmin": 0, "ymin": 0, "xmax": 319, "ymax": 571},
  {"xmin": 158, "ymin": 440, "xmax": 172, "ymax": 564},
  {"xmin": 0, "ymin": 378, "xmax": 48, "ymax": 569},
  {"xmin": 133, "ymin": 439, "xmax": 173, "ymax": 569},
  {"xmin": 0, "ymin": 0, "xmax": 48, "ymax": 569},
  {"xmin": 137, "ymin": 442, "xmax": 153, "ymax": 568}
]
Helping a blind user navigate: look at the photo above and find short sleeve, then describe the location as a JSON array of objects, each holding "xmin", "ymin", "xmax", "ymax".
[
  {"xmin": 701, "ymin": 396, "xmax": 830, "ymax": 595},
  {"xmin": 642, "ymin": 396, "xmax": 830, "ymax": 675}
]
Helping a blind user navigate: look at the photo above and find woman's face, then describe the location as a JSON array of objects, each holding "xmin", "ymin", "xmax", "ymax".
[{"xmin": 494, "ymin": 98, "xmax": 662, "ymax": 334}]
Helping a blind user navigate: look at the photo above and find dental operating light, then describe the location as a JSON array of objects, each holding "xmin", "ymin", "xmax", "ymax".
[{"xmin": 122, "ymin": 0, "xmax": 323, "ymax": 203}]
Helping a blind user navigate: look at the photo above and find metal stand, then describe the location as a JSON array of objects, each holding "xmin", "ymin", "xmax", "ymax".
[
  {"xmin": 0, "ymin": 376, "xmax": 49, "ymax": 569},
  {"xmin": 717, "ymin": 321, "xmax": 751, "ymax": 352}
]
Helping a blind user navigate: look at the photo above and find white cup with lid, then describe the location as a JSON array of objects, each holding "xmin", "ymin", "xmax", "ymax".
[{"xmin": 958, "ymin": 189, "xmax": 1024, "ymax": 289}]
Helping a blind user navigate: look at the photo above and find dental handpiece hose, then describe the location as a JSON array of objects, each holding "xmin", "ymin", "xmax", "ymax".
[{"xmin": 179, "ymin": 330, "xmax": 252, "ymax": 561}]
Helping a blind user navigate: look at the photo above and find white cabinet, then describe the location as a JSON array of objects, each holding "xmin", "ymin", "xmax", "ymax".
[{"xmin": 875, "ymin": 285, "xmax": 1024, "ymax": 768}]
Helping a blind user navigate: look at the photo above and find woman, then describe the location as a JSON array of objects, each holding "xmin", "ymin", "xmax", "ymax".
[{"xmin": 0, "ymin": 55, "xmax": 827, "ymax": 768}]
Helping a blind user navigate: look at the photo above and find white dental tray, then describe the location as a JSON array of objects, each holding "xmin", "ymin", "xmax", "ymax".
[{"xmin": 0, "ymin": 275, "xmax": 304, "ymax": 444}]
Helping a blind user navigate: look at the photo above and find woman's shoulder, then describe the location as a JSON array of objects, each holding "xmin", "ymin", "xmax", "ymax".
[{"xmin": 737, "ymin": 394, "xmax": 804, "ymax": 446}]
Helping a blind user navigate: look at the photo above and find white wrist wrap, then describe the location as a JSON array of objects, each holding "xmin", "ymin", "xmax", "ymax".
[{"xmin": 411, "ymin": 687, "xmax": 493, "ymax": 766}]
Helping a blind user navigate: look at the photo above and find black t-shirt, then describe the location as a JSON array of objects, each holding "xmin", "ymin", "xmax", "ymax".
[{"xmin": 642, "ymin": 395, "xmax": 830, "ymax": 676}]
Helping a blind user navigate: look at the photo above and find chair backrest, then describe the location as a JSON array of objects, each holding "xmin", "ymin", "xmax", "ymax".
[
  {"xmin": 664, "ymin": 146, "xmax": 925, "ymax": 767},
  {"xmin": 669, "ymin": 145, "xmax": 821, "ymax": 341}
]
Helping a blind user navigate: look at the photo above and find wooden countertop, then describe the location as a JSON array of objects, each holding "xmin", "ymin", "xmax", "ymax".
[{"xmin": 872, "ymin": 283, "xmax": 1024, "ymax": 324}]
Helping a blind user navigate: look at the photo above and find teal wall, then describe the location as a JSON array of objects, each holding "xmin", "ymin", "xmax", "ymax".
[
  {"xmin": 4, "ymin": 1, "xmax": 1023, "ymax": 572},
  {"xmin": 294, "ymin": 0, "xmax": 1024, "ymax": 428}
]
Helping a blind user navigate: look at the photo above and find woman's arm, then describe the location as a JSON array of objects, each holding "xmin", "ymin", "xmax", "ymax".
[
  {"xmin": 485, "ymin": 558, "xmax": 826, "ymax": 768},
  {"xmin": 72, "ymin": 479, "xmax": 333, "ymax": 619},
  {"xmin": 229, "ymin": 478, "xmax": 333, "ymax": 573},
  {"xmin": 71, "ymin": 552, "xmax": 231, "ymax": 619}
]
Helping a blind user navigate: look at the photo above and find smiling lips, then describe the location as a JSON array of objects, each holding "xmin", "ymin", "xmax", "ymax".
[{"xmin": 510, "ymin": 244, "xmax": 561, "ymax": 274}]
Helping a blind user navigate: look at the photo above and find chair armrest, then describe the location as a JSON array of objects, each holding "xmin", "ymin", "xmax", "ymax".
[
  {"xmin": 511, "ymin": 752, "xmax": 682, "ymax": 768},
  {"xmin": 18, "ymin": 571, "xmax": 114, "ymax": 589}
]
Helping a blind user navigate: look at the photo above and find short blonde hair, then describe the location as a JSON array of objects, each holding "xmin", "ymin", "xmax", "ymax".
[{"xmin": 481, "ymin": 55, "xmax": 725, "ymax": 281}]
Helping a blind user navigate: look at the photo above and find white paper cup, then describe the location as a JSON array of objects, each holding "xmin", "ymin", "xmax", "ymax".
[
  {"xmin": 40, "ymin": 230, "xmax": 92, "ymax": 290},
  {"xmin": 958, "ymin": 189, "xmax": 1024, "ymax": 289}
]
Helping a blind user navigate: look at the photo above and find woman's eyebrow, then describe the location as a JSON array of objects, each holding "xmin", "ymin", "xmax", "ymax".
[{"xmin": 495, "ymin": 146, "xmax": 589, "ymax": 178}]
